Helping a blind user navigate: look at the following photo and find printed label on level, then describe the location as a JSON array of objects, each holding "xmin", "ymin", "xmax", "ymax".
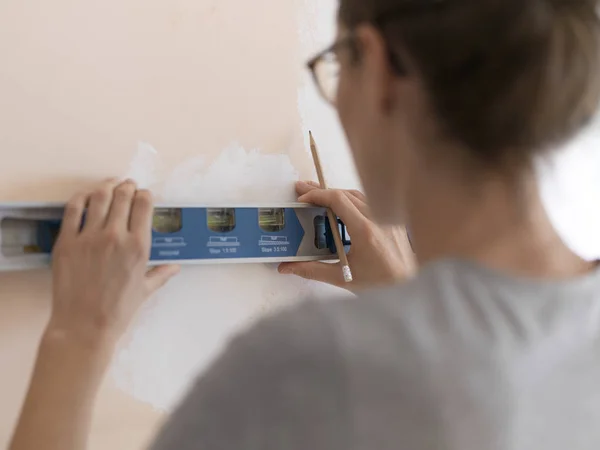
[
  {"xmin": 149, "ymin": 207, "xmax": 305, "ymax": 261},
  {"xmin": 153, "ymin": 237, "xmax": 186, "ymax": 247},
  {"xmin": 259, "ymin": 236, "xmax": 289, "ymax": 245}
]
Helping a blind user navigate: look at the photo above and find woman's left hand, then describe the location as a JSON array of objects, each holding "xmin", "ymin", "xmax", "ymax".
[
  {"xmin": 9, "ymin": 179, "xmax": 180, "ymax": 450},
  {"xmin": 48, "ymin": 178, "xmax": 180, "ymax": 347}
]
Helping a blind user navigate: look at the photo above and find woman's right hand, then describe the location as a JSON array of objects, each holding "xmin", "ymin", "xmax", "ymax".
[{"xmin": 278, "ymin": 181, "xmax": 417, "ymax": 292}]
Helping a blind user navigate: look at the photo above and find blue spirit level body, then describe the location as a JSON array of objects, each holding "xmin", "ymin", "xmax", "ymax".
[{"xmin": 0, "ymin": 202, "xmax": 351, "ymax": 272}]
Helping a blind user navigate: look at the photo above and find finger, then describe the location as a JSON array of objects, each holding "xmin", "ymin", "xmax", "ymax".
[
  {"xmin": 346, "ymin": 189, "xmax": 367, "ymax": 202},
  {"xmin": 296, "ymin": 180, "xmax": 320, "ymax": 196},
  {"xmin": 84, "ymin": 179, "xmax": 120, "ymax": 231},
  {"xmin": 106, "ymin": 180, "xmax": 136, "ymax": 230},
  {"xmin": 129, "ymin": 189, "xmax": 154, "ymax": 234},
  {"xmin": 298, "ymin": 181, "xmax": 370, "ymax": 217},
  {"xmin": 298, "ymin": 188, "xmax": 368, "ymax": 230},
  {"xmin": 145, "ymin": 264, "xmax": 180, "ymax": 294},
  {"xmin": 299, "ymin": 181, "xmax": 367, "ymax": 202},
  {"xmin": 58, "ymin": 192, "xmax": 87, "ymax": 238},
  {"xmin": 342, "ymin": 191, "xmax": 370, "ymax": 217},
  {"xmin": 278, "ymin": 261, "xmax": 345, "ymax": 287}
]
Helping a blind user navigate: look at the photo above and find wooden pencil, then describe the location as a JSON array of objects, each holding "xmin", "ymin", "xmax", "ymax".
[{"xmin": 308, "ymin": 131, "xmax": 353, "ymax": 283}]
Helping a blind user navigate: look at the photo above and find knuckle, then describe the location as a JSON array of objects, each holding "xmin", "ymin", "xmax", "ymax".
[
  {"xmin": 331, "ymin": 189, "xmax": 347, "ymax": 206},
  {"xmin": 350, "ymin": 189, "xmax": 365, "ymax": 199},
  {"xmin": 301, "ymin": 190, "xmax": 318, "ymax": 204},
  {"xmin": 98, "ymin": 178, "xmax": 119, "ymax": 190},
  {"xmin": 103, "ymin": 228, "xmax": 122, "ymax": 245},
  {"xmin": 64, "ymin": 198, "xmax": 82, "ymax": 215},
  {"xmin": 114, "ymin": 186, "xmax": 133, "ymax": 201},
  {"xmin": 343, "ymin": 191, "xmax": 356, "ymax": 203},
  {"xmin": 116, "ymin": 181, "xmax": 134, "ymax": 193},
  {"xmin": 91, "ymin": 188, "xmax": 111, "ymax": 203},
  {"xmin": 68, "ymin": 192, "xmax": 85, "ymax": 205},
  {"xmin": 135, "ymin": 190, "xmax": 153, "ymax": 207}
]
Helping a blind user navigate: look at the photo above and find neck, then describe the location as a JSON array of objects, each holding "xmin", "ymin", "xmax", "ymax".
[{"xmin": 406, "ymin": 165, "xmax": 593, "ymax": 279}]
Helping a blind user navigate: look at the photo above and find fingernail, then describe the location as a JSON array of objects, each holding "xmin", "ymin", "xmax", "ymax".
[{"xmin": 279, "ymin": 267, "xmax": 292, "ymax": 274}]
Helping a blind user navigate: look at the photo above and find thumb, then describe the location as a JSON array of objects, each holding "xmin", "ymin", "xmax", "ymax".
[
  {"xmin": 278, "ymin": 261, "xmax": 344, "ymax": 287},
  {"xmin": 145, "ymin": 264, "xmax": 181, "ymax": 294}
]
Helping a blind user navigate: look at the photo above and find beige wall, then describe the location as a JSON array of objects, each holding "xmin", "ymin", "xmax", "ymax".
[
  {"xmin": 0, "ymin": 0, "xmax": 321, "ymax": 201},
  {"xmin": 0, "ymin": 0, "xmax": 355, "ymax": 448},
  {"xmin": 7, "ymin": 1, "xmax": 597, "ymax": 448}
]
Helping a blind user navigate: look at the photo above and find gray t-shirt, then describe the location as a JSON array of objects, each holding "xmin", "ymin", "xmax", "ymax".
[{"xmin": 150, "ymin": 258, "xmax": 600, "ymax": 450}]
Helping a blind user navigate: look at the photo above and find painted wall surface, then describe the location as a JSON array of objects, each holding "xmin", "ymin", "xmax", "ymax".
[
  {"xmin": 1, "ymin": 1, "xmax": 598, "ymax": 449},
  {"xmin": 0, "ymin": 1, "xmax": 355, "ymax": 449}
]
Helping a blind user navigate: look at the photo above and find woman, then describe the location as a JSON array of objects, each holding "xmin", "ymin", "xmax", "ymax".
[{"xmin": 10, "ymin": 0, "xmax": 600, "ymax": 449}]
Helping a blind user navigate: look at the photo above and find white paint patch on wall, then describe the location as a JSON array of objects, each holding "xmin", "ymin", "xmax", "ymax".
[
  {"xmin": 112, "ymin": 141, "xmax": 349, "ymax": 411},
  {"xmin": 123, "ymin": 141, "xmax": 302, "ymax": 202},
  {"xmin": 162, "ymin": 143, "xmax": 300, "ymax": 202},
  {"xmin": 112, "ymin": 260, "xmax": 336, "ymax": 410}
]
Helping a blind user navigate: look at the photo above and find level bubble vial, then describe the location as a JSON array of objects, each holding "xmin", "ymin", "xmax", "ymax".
[
  {"xmin": 258, "ymin": 208, "xmax": 285, "ymax": 232},
  {"xmin": 152, "ymin": 208, "xmax": 183, "ymax": 234},
  {"xmin": 207, "ymin": 208, "xmax": 236, "ymax": 233}
]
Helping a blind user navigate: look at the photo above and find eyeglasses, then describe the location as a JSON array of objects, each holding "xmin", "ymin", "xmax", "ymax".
[
  {"xmin": 305, "ymin": 0, "xmax": 446, "ymax": 106},
  {"xmin": 306, "ymin": 35, "xmax": 357, "ymax": 106}
]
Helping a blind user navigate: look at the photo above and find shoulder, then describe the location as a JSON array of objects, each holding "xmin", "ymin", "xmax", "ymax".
[
  {"xmin": 223, "ymin": 261, "xmax": 462, "ymax": 384},
  {"xmin": 229, "ymin": 258, "xmax": 481, "ymax": 355},
  {"xmin": 310, "ymin": 258, "xmax": 498, "ymax": 363},
  {"xmin": 229, "ymin": 259, "xmax": 472, "ymax": 367}
]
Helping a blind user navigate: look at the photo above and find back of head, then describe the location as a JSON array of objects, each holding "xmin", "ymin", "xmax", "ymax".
[{"xmin": 339, "ymin": 0, "xmax": 600, "ymax": 168}]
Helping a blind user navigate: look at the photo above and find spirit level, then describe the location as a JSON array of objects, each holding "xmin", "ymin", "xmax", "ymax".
[{"xmin": 0, "ymin": 202, "xmax": 351, "ymax": 272}]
